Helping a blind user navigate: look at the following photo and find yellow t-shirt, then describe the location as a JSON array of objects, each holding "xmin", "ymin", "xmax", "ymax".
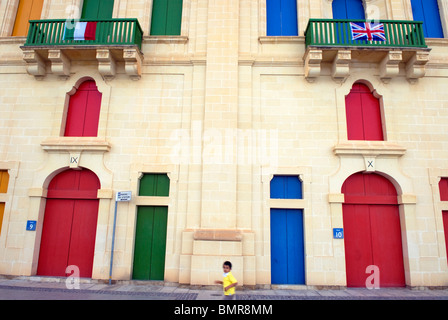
[{"xmin": 223, "ymin": 271, "xmax": 237, "ymax": 295}]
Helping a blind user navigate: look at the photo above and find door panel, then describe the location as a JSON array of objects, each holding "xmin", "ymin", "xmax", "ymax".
[
  {"xmin": 280, "ymin": 0, "xmax": 298, "ymax": 36},
  {"xmin": 82, "ymin": 87, "xmax": 102, "ymax": 137},
  {"xmin": 286, "ymin": 210, "xmax": 305, "ymax": 284},
  {"xmin": 346, "ymin": 83, "xmax": 383, "ymax": 141},
  {"xmin": 132, "ymin": 207, "xmax": 155, "ymax": 280},
  {"xmin": 38, "ymin": 169, "xmax": 100, "ymax": 278},
  {"xmin": 345, "ymin": 86, "xmax": 365, "ymax": 140},
  {"xmin": 132, "ymin": 206, "xmax": 168, "ymax": 280},
  {"xmin": 411, "ymin": 0, "xmax": 443, "ymax": 38},
  {"xmin": 67, "ymin": 200, "xmax": 99, "ymax": 278},
  {"xmin": 149, "ymin": 206, "xmax": 168, "ymax": 280},
  {"xmin": 443, "ymin": 211, "xmax": 448, "ymax": 265},
  {"xmin": 266, "ymin": 0, "xmax": 282, "ymax": 36},
  {"xmin": 343, "ymin": 204, "xmax": 373, "ymax": 287},
  {"xmin": 361, "ymin": 91, "xmax": 384, "ymax": 141},
  {"xmin": 64, "ymin": 89, "xmax": 89, "ymax": 137},
  {"xmin": 369, "ymin": 205, "xmax": 405, "ymax": 287},
  {"xmin": 270, "ymin": 209, "xmax": 288, "ymax": 284},
  {"xmin": 342, "ymin": 173, "xmax": 405, "ymax": 287},
  {"xmin": 64, "ymin": 81, "xmax": 102, "ymax": 137},
  {"xmin": 165, "ymin": 0, "xmax": 183, "ymax": 36},
  {"xmin": 270, "ymin": 209, "xmax": 305, "ymax": 285},
  {"xmin": 38, "ymin": 199, "xmax": 75, "ymax": 277}
]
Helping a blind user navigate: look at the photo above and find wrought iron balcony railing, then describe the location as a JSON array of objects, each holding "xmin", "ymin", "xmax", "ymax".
[
  {"xmin": 305, "ymin": 19, "xmax": 427, "ymax": 49},
  {"xmin": 24, "ymin": 18, "xmax": 143, "ymax": 50}
]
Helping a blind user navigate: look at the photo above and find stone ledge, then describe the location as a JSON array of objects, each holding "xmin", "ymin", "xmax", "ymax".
[
  {"xmin": 333, "ymin": 141, "xmax": 407, "ymax": 156},
  {"xmin": 41, "ymin": 138, "xmax": 111, "ymax": 152},
  {"xmin": 193, "ymin": 229, "xmax": 242, "ymax": 242}
]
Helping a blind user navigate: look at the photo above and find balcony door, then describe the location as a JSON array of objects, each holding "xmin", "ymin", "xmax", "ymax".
[
  {"xmin": 332, "ymin": 0, "xmax": 365, "ymax": 20},
  {"xmin": 411, "ymin": 0, "xmax": 444, "ymax": 38},
  {"xmin": 81, "ymin": 0, "xmax": 114, "ymax": 19}
]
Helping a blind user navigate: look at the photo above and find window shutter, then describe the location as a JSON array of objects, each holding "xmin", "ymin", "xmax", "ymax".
[
  {"xmin": 332, "ymin": 0, "xmax": 365, "ymax": 19},
  {"xmin": 439, "ymin": 178, "xmax": 448, "ymax": 201},
  {"xmin": 12, "ymin": 0, "xmax": 44, "ymax": 36},
  {"xmin": 64, "ymin": 81, "xmax": 102, "ymax": 137},
  {"xmin": 151, "ymin": 0, "xmax": 183, "ymax": 36},
  {"xmin": 81, "ymin": 0, "xmax": 114, "ymax": 19},
  {"xmin": 267, "ymin": 0, "xmax": 298, "ymax": 36},
  {"xmin": 139, "ymin": 174, "xmax": 170, "ymax": 197},
  {"xmin": 346, "ymin": 83, "xmax": 384, "ymax": 141}
]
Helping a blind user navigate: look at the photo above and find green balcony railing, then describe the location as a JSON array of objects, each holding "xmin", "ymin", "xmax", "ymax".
[
  {"xmin": 305, "ymin": 19, "xmax": 427, "ymax": 49},
  {"xmin": 24, "ymin": 18, "xmax": 143, "ymax": 50}
]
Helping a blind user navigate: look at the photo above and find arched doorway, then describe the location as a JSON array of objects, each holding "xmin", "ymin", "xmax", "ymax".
[
  {"xmin": 37, "ymin": 168, "xmax": 100, "ymax": 278},
  {"xmin": 342, "ymin": 172, "xmax": 405, "ymax": 287}
]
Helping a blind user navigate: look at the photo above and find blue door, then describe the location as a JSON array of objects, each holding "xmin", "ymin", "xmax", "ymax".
[
  {"xmin": 332, "ymin": 0, "xmax": 365, "ymax": 19},
  {"xmin": 266, "ymin": 0, "xmax": 298, "ymax": 36},
  {"xmin": 411, "ymin": 0, "xmax": 444, "ymax": 38},
  {"xmin": 270, "ymin": 209, "xmax": 305, "ymax": 284}
]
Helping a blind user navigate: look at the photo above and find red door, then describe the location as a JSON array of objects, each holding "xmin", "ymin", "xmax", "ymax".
[
  {"xmin": 64, "ymin": 80, "xmax": 102, "ymax": 137},
  {"xmin": 342, "ymin": 173, "xmax": 405, "ymax": 287},
  {"xmin": 439, "ymin": 178, "xmax": 448, "ymax": 264},
  {"xmin": 37, "ymin": 169, "xmax": 100, "ymax": 278},
  {"xmin": 345, "ymin": 83, "xmax": 384, "ymax": 141}
]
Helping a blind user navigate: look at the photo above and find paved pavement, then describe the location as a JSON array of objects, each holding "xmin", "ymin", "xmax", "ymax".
[{"xmin": 0, "ymin": 276, "xmax": 447, "ymax": 300}]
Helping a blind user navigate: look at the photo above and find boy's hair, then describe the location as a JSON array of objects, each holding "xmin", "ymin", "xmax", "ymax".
[{"xmin": 223, "ymin": 261, "xmax": 232, "ymax": 269}]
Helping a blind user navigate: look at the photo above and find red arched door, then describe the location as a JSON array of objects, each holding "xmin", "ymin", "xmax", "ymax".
[
  {"xmin": 342, "ymin": 173, "xmax": 405, "ymax": 287},
  {"xmin": 64, "ymin": 80, "xmax": 102, "ymax": 137},
  {"xmin": 37, "ymin": 169, "xmax": 100, "ymax": 278},
  {"xmin": 345, "ymin": 82, "xmax": 384, "ymax": 141}
]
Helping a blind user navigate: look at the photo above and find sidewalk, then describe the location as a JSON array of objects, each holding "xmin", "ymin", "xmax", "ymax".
[{"xmin": 0, "ymin": 276, "xmax": 447, "ymax": 300}]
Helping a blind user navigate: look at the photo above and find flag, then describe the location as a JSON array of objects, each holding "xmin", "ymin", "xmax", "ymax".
[
  {"xmin": 64, "ymin": 22, "xmax": 97, "ymax": 41},
  {"xmin": 350, "ymin": 22, "xmax": 386, "ymax": 42}
]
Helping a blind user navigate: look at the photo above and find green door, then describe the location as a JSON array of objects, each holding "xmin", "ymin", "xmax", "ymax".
[
  {"xmin": 132, "ymin": 206, "xmax": 168, "ymax": 280},
  {"xmin": 81, "ymin": 0, "xmax": 114, "ymax": 19}
]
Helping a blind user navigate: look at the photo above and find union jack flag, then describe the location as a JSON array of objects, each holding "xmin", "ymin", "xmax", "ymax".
[{"xmin": 350, "ymin": 22, "xmax": 386, "ymax": 42}]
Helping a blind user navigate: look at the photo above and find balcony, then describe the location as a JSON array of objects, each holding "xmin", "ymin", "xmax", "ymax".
[
  {"xmin": 303, "ymin": 19, "xmax": 430, "ymax": 83},
  {"xmin": 21, "ymin": 19, "xmax": 144, "ymax": 80}
]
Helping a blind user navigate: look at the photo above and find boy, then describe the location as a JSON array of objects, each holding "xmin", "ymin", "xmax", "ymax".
[{"xmin": 215, "ymin": 261, "xmax": 238, "ymax": 300}]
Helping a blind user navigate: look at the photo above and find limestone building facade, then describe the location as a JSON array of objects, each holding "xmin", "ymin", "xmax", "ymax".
[{"xmin": 0, "ymin": 0, "xmax": 447, "ymax": 287}]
